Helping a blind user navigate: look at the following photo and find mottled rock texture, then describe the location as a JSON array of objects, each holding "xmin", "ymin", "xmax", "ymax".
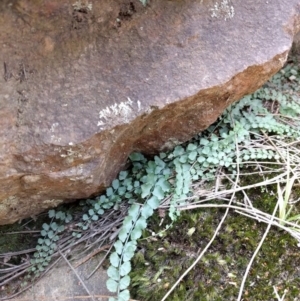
[{"xmin": 0, "ymin": 0, "xmax": 299, "ymax": 224}]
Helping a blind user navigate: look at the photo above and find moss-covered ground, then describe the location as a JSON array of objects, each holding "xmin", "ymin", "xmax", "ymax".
[{"xmin": 128, "ymin": 172, "xmax": 300, "ymax": 301}]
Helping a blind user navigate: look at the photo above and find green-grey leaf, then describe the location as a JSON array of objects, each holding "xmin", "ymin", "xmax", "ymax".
[
  {"xmin": 147, "ymin": 196, "xmax": 160, "ymax": 210},
  {"xmin": 47, "ymin": 230, "xmax": 54, "ymax": 239},
  {"xmin": 38, "ymin": 265, "xmax": 45, "ymax": 272},
  {"xmin": 119, "ymin": 289, "xmax": 130, "ymax": 301},
  {"xmin": 128, "ymin": 204, "xmax": 140, "ymax": 218},
  {"xmin": 42, "ymin": 245, "xmax": 49, "ymax": 252},
  {"xmin": 42, "ymin": 223, "xmax": 50, "ymax": 231},
  {"xmin": 56, "ymin": 211, "xmax": 66, "ymax": 220},
  {"xmin": 197, "ymin": 156, "xmax": 206, "ymax": 163},
  {"xmin": 141, "ymin": 182, "xmax": 153, "ymax": 198},
  {"xmin": 123, "ymin": 245, "xmax": 136, "ymax": 262},
  {"xmin": 145, "ymin": 173, "xmax": 157, "ymax": 185},
  {"xmin": 48, "ymin": 210, "xmax": 55, "ymax": 218},
  {"xmin": 187, "ymin": 143, "xmax": 197, "ymax": 151},
  {"xmin": 107, "ymin": 266, "xmax": 120, "ymax": 281},
  {"xmin": 159, "ymin": 152, "xmax": 166, "ymax": 159},
  {"xmin": 154, "ymin": 158, "xmax": 165, "ymax": 174},
  {"xmin": 99, "ymin": 195, "xmax": 108, "ymax": 202},
  {"xmin": 114, "ymin": 240, "xmax": 123, "ymax": 255},
  {"xmin": 152, "ymin": 185, "xmax": 165, "ymax": 200},
  {"xmin": 129, "ymin": 153, "xmax": 145, "ymax": 162},
  {"xmin": 154, "ymin": 155, "xmax": 166, "ymax": 167},
  {"xmin": 30, "ymin": 258, "xmax": 36, "ymax": 264},
  {"xmin": 155, "ymin": 165, "xmax": 164, "ymax": 175},
  {"xmin": 106, "ymin": 278, "xmax": 118, "ymax": 293},
  {"xmin": 200, "ymin": 138, "xmax": 209, "ymax": 145},
  {"xmin": 173, "ymin": 145, "xmax": 185, "ymax": 157},
  {"xmin": 122, "ymin": 216, "xmax": 134, "ymax": 232},
  {"xmin": 124, "ymin": 192, "xmax": 133, "ymax": 199},
  {"xmin": 119, "ymin": 275, "xmax": 130, "ymax": 290},
  {"xmin": 202, "ymin": 146, "xmax": 210, "ymax": 155},
  {"xmin": 109, "ymin": 252, "xmax": 120, "ymax": 268},
  {"xmin": 157, "ymin": 178, "xmax": 171, "ymax": 192},
  {"xmin": 118, "ymin": 228, "xmax": 129, "ymax": 243},
  {"xmin": 120, "ymin": 261, "xmax": 131, "ymax": 276},
  {"xmin": 119, "ymin": 170, "xmax": 129, "ymax": 180},
  {"xmin": 129, "ymin": 152, "xmax": 145, "ymax": 162},
  {"xmin": 97, "ymin": 208, "xmax": 104, "ymax": 215},
  {"xmin": 82, "ymin": 224, "xmax": 89, "ymax": 230},
  {"xmin": 135, "ymin": 216, "xmax": 147, "ymax": 231},
  {"xmin": 141, "ymin": 204, "xmax": 154, "ymax": 219},
  {"xmin": 57, "ymin": 225, "xmax": 65, "ymax": 232},
  {"xmin": 50, "ymin": 222, "xmax": 58, "ymax": 231},
  {"xmin": 130, "ymin": 228, "xmax": 142, "ymax": 240},
  {"xmin": 92, "ymin": 215, "xmax": 99, "ymax": 221},
  {"xmin": 188, "ymin": 151, "xmax": 198, "ymax": 161},
  {"xmin": 53, "ymin": 234, "xmax": 59, "ymax": 242},
  {"xmin": 42, "ymin": 261, "xmax": 49, "ymax": 266},
  {"xmin": 65, "ymin": 213, "xmax": 72, "ymax": 223},
  {"xmin": 44, "ymin": 239, "xmax": 51, "ymax": 246},
  {"xmin": 106, "ymin": 187, "xmax": 113, "ymax": 197},
  {"xmin": 179, "ymin": 155, "xmax": 188, "ymax": 163},
  {"xmin": 125, "ymin": 240, "xmax": 137, "ymax": 250},
  {"xmin": 146, "ymin": 161, "xmax": 156, "ymax": 174},
  {"xmin": 182, "ymin": 163, "xmax": 191, "ymax": 173},
  {"xmin": 112, "ymin": 179, "xmax": 120, "ymax": 190}
]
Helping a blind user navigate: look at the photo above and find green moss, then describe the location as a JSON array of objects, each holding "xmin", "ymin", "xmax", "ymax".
[{"xmin": 129, "ymin": 202, "xmax": 300, "ymax": 300}]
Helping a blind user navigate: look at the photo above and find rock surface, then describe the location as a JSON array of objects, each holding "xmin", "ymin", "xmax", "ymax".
[{"xmin": 0, "ymin": 0, "xmax": 299, "ymax": 224}]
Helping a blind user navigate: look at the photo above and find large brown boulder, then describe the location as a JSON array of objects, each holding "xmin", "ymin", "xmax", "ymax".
[{"xmin": 0, "ymin": 0, "xmax": 299, "ymax": 224}]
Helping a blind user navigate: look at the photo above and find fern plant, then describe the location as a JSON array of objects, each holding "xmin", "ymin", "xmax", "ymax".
[
  {"xmin": 22, "ymin": 59, "xmax": 300, "ymax": 300},
  {"xmin": 106, "ymin": 154, "xmax": 171, "ymax": 301},
  {"xmin": 26, "ymin": 209, "xmax": 72, "ymax": 281}
]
